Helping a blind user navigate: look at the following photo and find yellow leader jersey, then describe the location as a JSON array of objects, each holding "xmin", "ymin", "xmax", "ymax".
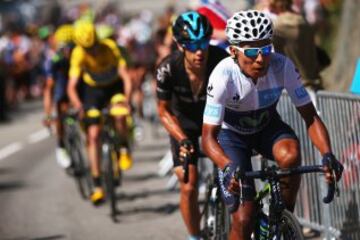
[{"xmin": 69, "ymin": 38, "xmax": 127, "ymax": 87}]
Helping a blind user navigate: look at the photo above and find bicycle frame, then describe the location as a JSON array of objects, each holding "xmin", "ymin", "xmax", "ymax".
[
  {"xmin": 237, "ymin": 162, "xmax": 337, "ymax": 240},
  {"xmin": 253, "ymin": 175, "xmax": 289, "ymax": 239}
]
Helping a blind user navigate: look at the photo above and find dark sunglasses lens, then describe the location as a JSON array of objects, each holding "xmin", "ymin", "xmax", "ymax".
[
  {"xmin": 184, "ymin": 40, "xmax": 209, "ymax": 52},
  {"xmin": 199, "ymin": 40, "xmax": 209, "ymax": 50},
  {"xmin": 184, "ymin": 43, "xmax": 197, "ymax": 52},
  {"xmin": 261, "ymin": 45, "xmax": 272, "ymax": 56},
  {"xmin": 244, "ymin": 48, "xmax": 259, "ymax": 58},
  {"xmin": 244, "ymin": 45, "xmax": 272, "ymax": 57}
]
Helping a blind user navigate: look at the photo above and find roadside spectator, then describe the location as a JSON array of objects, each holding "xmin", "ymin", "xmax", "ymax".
[
  {"xmin": 120, "ymin": 10, "xmax": 156, "ymax": 119},
  {"xmin": 0, "ymin": 56, "xmax": 8, "ymax": 122},
  {"xmin": 267, "ymin": 0, "xmax": 324, "ymax": 91},
  {"xmin": 0, "ymin": 32, "xmax": 9, "ymax": 121}
]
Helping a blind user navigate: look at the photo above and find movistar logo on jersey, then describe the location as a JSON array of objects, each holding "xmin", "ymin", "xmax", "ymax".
[
  {"xmin": 182, "ymin": 12, "xmax": 205, "ymax": 41},
  {"xmin": 224, "ymin": 107, "xmax": 274, "ymax": 134},
  {"xmin": 238, "ymin": 111, "xmax": 269, "ymax": 128}
]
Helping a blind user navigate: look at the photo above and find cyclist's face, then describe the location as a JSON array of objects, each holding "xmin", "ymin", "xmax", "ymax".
[
  {"xmin": 231, "ymin": 39, "xmax": 272, "ymax": 79},
  {"xmin": 181, "ymin": 45, "xmax": 209, "ymax": 69}
]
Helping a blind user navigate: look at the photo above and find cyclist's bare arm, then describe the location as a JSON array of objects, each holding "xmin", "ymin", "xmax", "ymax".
[
  {"xmin": 43, "ymin": 76, "xmax": 55, "ymax": 118},
  {"xmin": 67, "ymin": 76, "xmax": 82, "ymax": 110},
  {"xmin": 202, "ymin": 123, "xmax": 231, "ymax": 169},
  {"xmin": 297, "ymin": 102, "xmax": 336, "ymax": 182},
  {"xmin": 296, "ymin": 103, "xmax": 332, "ymax": 154},
  {"xmin": 157, "ymin": 99, "xmax": 187, "ymax": 142},
  {"xmin": 118, "ymin": 65, "xmax": 132, "ymax": 105}
]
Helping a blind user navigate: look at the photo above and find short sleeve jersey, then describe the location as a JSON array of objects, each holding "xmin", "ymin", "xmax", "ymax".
[
  {"xmin": 203, "ymin": 53, "xmax": 311, "ymax": 135},
  {"xmin": 69, "ymin": 38, "xmax": 127, "ymax": 87},
  {"xmin": 156, "ymin": 46, "xmax": 228, "ymax": 135}
]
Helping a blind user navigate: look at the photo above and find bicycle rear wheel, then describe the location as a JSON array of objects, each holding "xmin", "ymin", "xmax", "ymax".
[{"xmin": 276, "ymin": 210, "xmax": 304, "ymax": 240}]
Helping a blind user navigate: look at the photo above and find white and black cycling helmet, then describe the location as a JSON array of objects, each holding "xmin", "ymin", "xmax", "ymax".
[{"xmin": 226, "ymin": 10, "xmax": 273, "ymax": 44}]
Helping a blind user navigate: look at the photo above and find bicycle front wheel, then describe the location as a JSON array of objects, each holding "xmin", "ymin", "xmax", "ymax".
[
  {"xmin": 202, "ymin": 177, "xmax": 231, "ymax": 240},
  {"xmin": 276, "ymin": 209, "xmax": 304, "ymax": 240},
  {"xmin": 102, "ymin": 144, "xmax": 118, "ymax": 221},
  {"xmin": 69, "ymin": 139, "xmax": 92, "ymax": 200}
]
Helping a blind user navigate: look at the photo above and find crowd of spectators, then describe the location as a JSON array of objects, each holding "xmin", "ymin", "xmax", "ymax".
[{"xmin": 0, "ymin": 0, "xmax": 340, "ymax": 123}]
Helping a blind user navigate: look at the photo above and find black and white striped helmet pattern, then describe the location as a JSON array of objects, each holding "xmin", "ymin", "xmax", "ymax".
[{"xmin": 226, "ymin": 10, "xmax": 273, "ymax": 44}]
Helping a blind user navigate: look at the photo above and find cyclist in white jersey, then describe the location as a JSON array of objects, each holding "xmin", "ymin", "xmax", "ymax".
[{"xmin": 202, "ymin": 10, "xmax": 343, "ymax": 240}]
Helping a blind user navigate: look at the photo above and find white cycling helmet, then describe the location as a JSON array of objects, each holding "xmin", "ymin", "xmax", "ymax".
[{"xmin": 226, "ymin": 10, "xmax": 273, "ymax": 44}]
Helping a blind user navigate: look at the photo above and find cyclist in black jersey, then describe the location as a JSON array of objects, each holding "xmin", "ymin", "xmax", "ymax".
[{"xmin": 156, "ymin": 11, "xmax": 228, "ymax": 240}]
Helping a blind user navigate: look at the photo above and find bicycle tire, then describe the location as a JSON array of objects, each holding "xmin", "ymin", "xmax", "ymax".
[
  {"xmin": 62, "ymin": 117, "xmax": 92, "ymax": 199},
  {"xmin": 275, "ymin": 209, "xmax": 304, "ymax": 240},
  {"xmin": 71, "ymin": 139, "xmax": 92, "ymax": 200},
  {"xmin": 102, "ymin": 144, "xmax": 118, "ymax": 221},
  {"xmin": 202, "ymin": 177, "xmax": 215, "ymax": 239},
  {"xmin": 202, "ymin": 177, "xmax": 231, "ymax": 240}
]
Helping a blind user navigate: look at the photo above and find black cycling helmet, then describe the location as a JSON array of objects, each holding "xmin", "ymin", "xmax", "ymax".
[{"xmin": 172, "ymin": 11, "xmax": 213, "ymax": 44}]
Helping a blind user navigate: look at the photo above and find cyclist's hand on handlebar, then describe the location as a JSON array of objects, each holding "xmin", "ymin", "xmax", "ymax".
[
  {"xmin": 322, "ymin": 152, "xmax": 344, "ymax": 183},
  {"xmin": 179, "ymin": 139, "xmax": 194, "ymax": 163},
  {"xmin": 222, "ymin": 164, "xmax": 240, "ymax": 195},
  {"xmin": 73, "ymin": 106, "xmax": 85, "ymax": 120}
]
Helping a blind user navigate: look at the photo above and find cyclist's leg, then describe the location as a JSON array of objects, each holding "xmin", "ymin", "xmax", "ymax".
[
  {"xmin": 171, "ymin": 135, "xmax": 201, "ymax": 238},
  {"xmin": 84, "ymin": 111, "xmax": 103, "ymax": 201},
  {"xmin": 108, "ymin": 83, "xmax": 133, "ymax": 170},
  {"xmin": 54, "ymin": 82, "xmax": 71, "ymax": 168},
  {"xmin": 82, "ymin": 85, "xmax": 108, "ymax": 203},
  {"xmin": 128, "ymin": 64, "xmax": 145, "ymax": 119},
  {"xmin": 217, "ymin": 129, "xmax": 256, "ymax": 240},
  {"xmin": 257, "ymin": 118, "xmax": 301, "ymax": 212}
]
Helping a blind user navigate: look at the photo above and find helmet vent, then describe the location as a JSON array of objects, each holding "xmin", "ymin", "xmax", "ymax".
[{"xmin": 250, "ymin": 19, "xmax": 256, "ymax": 27}]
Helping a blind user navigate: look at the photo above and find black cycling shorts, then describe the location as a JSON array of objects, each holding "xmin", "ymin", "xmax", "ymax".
[
  {"xmin": 82, "ymin": 80, "xmax": 124, "ymax": 125},
  {"xmin": 218, "ymin": 117, "xmax": 298, "ymax": 213}
]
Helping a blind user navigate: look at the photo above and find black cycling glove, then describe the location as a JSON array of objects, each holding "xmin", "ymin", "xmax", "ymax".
[
  {"xmin": 179, "ymin": 139, "xmax": 194, "ymax": 151},
  {"xmin": 322, "ymin": 152, "xmax": 344, "ymax": 182}
]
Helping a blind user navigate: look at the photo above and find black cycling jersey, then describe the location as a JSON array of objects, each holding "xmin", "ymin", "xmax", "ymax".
[{"xmin": 156, "ymin": 45, "xmax": 228, "ymax": 135}]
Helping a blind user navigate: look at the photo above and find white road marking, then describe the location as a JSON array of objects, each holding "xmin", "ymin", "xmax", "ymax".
[
  {"xmin": 28, "ymin": 129, "xmax": 51, "ymax": 144},
  {"xmin": 0, "ymin": 128, "xmax": 51, "ymax": 162},
  {"xmin": 0, "ymin": 142, "xmax": 24, "ymax": 161}
]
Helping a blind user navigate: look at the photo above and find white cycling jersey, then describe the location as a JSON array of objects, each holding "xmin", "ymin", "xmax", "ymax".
[{"xmin": 203, "ymin": 53, "xmax": 311, "ymax": 134}]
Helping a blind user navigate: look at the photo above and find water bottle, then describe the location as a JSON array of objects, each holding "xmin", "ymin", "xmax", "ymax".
[{"xmin": 255, "ymin": 211, "xmax": 269, "ymax": 240}]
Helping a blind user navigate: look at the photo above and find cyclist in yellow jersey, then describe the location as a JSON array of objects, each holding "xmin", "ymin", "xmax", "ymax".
[{"xmin": 67, "ymin": 21, "xmax": 133, "ymax": 204}]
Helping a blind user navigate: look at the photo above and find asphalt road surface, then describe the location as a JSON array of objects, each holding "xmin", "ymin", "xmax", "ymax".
[{"xmin": 0, "ymin": 100, "xmax": 321, "ymax": 240}]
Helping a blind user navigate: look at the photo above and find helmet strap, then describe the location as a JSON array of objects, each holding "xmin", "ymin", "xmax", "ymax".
[
  {"xmin": 230, "ymin": 46, "xmax": 239, "ymax": 63},
  {"xmin": 232, "ymin": 54, "xmax": 238, "ymax": 64}
]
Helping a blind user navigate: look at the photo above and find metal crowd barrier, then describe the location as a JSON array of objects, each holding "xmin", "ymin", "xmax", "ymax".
[{"xmin": 277, "ymin": 90, "xmax": 360, "ymax": 240}]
